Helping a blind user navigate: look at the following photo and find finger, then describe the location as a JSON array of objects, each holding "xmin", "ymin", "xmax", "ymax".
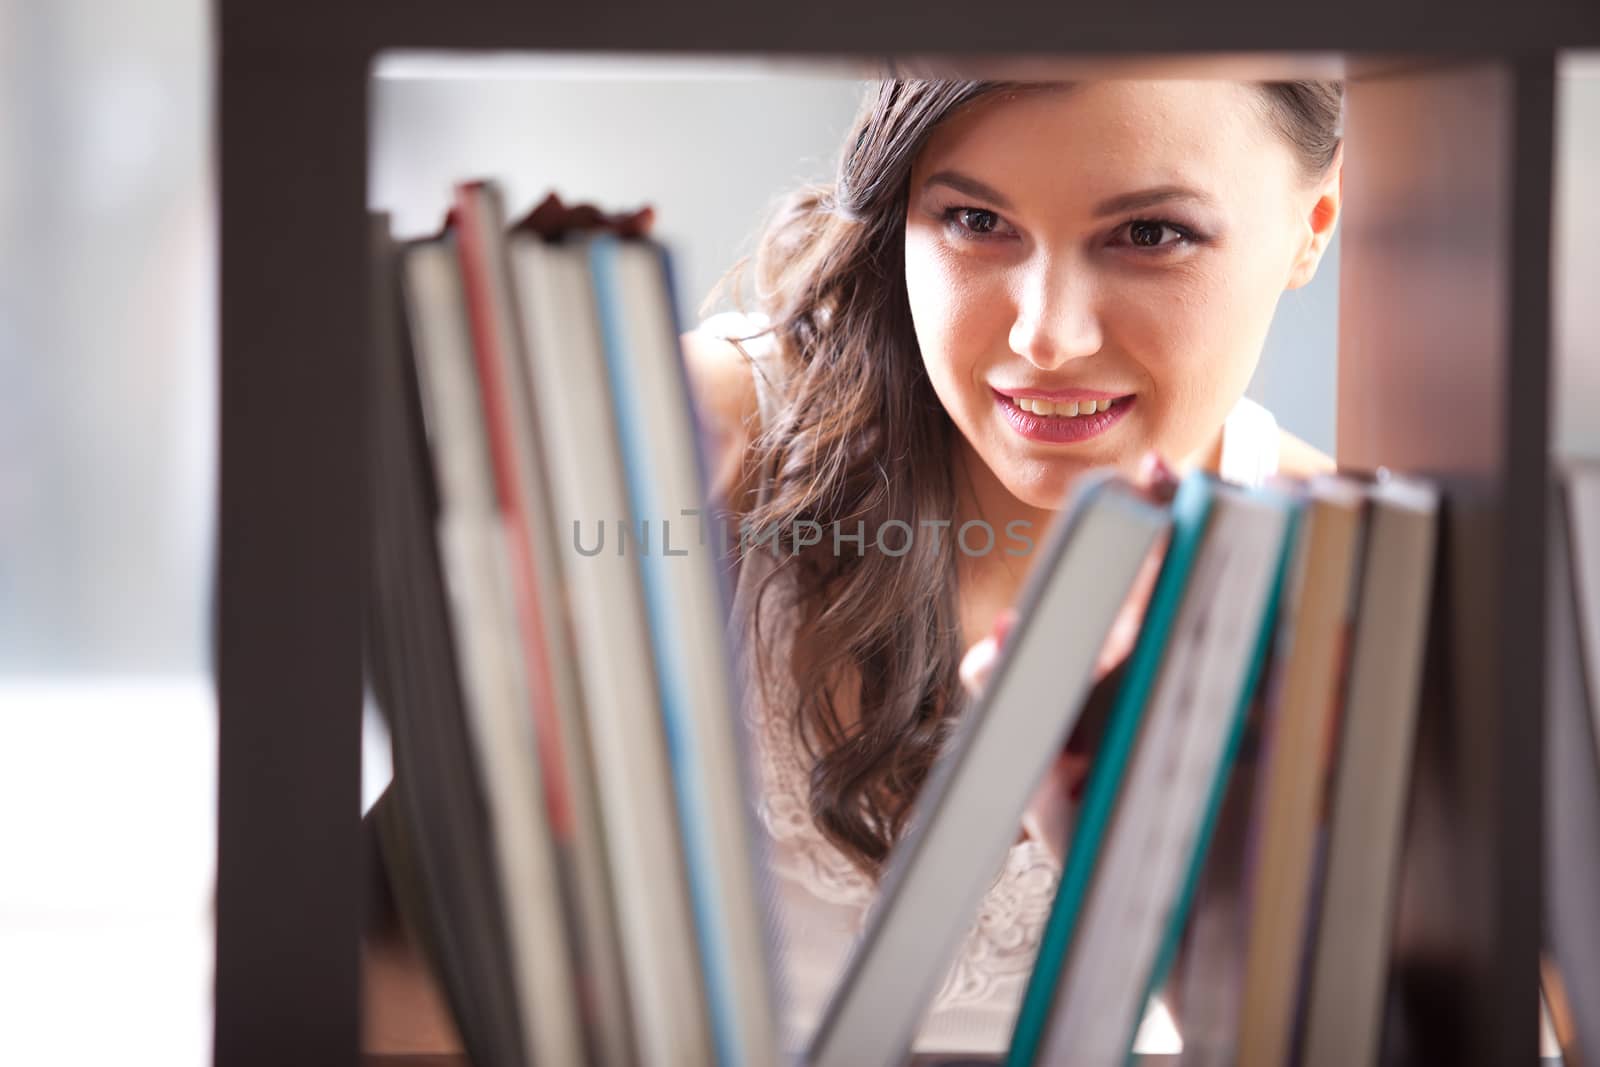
[
  {"xmin": 958, "ymin": 634, "xmax": 1000, "ymax": 698},
  {"xmin": 1063, "ymin": 751, "xmax": 1092, "ymax": 803},
  {"xmin": 992, "ymin": 607, "xmax": 1018, "ymax": 651},
  {"xmin": 1095, "ymin": 607, "xmax": 1143, "ymax": 679},
  {"xmin": 1021, "ymin": 752, "xmax": 1079, "ymax": 863},
  {"xmin": 961, "ymin": 607, "xmax": 1020, "ymax": 698},
  {"xmin": 1134, "ymin": 450, "xmax": 1180, "ymax": 503}
]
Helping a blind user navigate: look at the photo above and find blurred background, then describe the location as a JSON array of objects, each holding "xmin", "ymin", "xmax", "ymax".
[
  {"xmin": 0, "ymin": 0, "xmax": 1594, "ymax": 1057},
  {"xmin": 370, "ymin": 53, "xmax": 1342, "ymax": 455},
  {"xmin": 0, "ymin": 0, "xmax": 214, "ymax": 1064}
]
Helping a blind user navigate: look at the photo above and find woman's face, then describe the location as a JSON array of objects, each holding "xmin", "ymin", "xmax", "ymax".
[{"xmin": 904, "ymin": 80, "xmax": 1337, "ymax": 509}]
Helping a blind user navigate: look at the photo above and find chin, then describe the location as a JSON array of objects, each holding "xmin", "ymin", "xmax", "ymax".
[
  {"xmin": 999, "ymin": 442, "xmax": 1152, "ymax": 509},
  {"xmin": 1001, "ymin": 462, "xmax": 1091, "ymax": 510}
]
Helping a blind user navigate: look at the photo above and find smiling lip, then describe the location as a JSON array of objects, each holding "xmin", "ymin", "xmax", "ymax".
[
  {"xmin": 993, "ymin": 388, "xmax": 1133, "ymax": 445},
  {"xmin": 991, "ymin": 384, "xmax": 1127, "ymax": 402}
]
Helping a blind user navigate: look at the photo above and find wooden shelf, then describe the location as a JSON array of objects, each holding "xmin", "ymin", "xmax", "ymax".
[
  {"xmin": 220, "ymin": 0, "xmax": 1600, "ymax": 58},
  {"xmin": 215, "ymin": 7, "xmax": 1579, "ymax": 1063}
]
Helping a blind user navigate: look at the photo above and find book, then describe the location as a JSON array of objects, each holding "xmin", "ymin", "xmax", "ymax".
[
  {"xmin": 456, "ymin": 181, "xmax": 638, "ymax": 1067},
  {"xmin": 1565, "ymin": 463, "xmax": 1600, "ymax": 764},
  {"xmin": 1169, "ymin": 673, "xmax": 1269, "ymax": 1067},
  {"xmin": 1230, "ymin": 475, "xmax": 1368, "ymax": 1067},
  {"xmin": 588, "ymin": 233, "xmax": 781, "ymax": 1067},
  {"xmin": 401, "ymin": 229, "xmax": 587, "ymax": 1067},
  {"xmin": 1297, "ymin": 473, "xmax": 1439, "ymax": 1067},
  {"xmin": 1007, "ymin": 475, "xmax": 1215, "ymax": 1067},
  {"xmin": 1009, "ymin": 475, "xmax": 1298, "ymax": 1067},
  {"xmin": 381, "ymin": 194, "xmax": 784, "ymax": 1067},
  {"xmin": 1124, "ymin": 482, "xmax": 1299, "ymax": 1066},
  {"xmin": 507, "ymin": 225, "xmax": 712, "ymax": 1067},
  {"xmin": 806, "ymin": 472, "xmax": 1171, "ymax": 1067},
  {"xmin": 1546, "ymin": 463, "xmax": 1600, "ymax": 1066},
  {"xmin": 367, "ymin": 214, "xmax": 532, "ymax": 1067}
]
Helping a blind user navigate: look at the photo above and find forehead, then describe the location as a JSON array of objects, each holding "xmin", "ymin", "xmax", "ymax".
[{"xmin": 911, "ymin": 80, "xmax": 1291, "ymax": 201}]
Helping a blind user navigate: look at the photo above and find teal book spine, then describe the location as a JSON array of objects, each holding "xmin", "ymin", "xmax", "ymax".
[
  {"xmin": 1119, "ymin": 488, "xmax": 1302, "ymax": 1066},
  {"xmin": 1005, "ymin": 473, "xmax": 1217, "ymax": 1067}
]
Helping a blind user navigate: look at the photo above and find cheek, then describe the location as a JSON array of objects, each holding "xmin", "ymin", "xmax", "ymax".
[
  {"xmin": 904, "ymin": 228, "xmax": 1012, "ymax": 402},
  {"xmin": 1113, "ymin": 253, "xmax": 1283, "ymax": 455}
]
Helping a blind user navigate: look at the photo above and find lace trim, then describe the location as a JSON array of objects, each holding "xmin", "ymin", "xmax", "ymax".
[
  {"xmin": 741, "ymin": 579, "xmax": 878, "ymax": 909},
  {"xmin": 929, "ymin": 839, "xmax": 1060, "ymax": 1006}
]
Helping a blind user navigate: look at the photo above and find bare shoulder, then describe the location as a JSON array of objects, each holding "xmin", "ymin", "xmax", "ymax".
[
  {"xmin": 1276, "ymin": 427, "xmax": 1337, "ymax": 478},
  {"xmin": 679, "ymin": 326, "xmax": 763, "ymax": 515},
  {"xmin": 680, "ymin": 326, "xmax": 761, "ymax": 436}
]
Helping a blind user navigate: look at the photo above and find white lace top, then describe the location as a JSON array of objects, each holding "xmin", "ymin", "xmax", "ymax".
[{"xmin": 700, "ymin": 310, "xmax": 1281, "ymax": 1056}]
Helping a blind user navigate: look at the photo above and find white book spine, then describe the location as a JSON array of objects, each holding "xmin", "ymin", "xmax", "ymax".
[{"xmin": 403, "ymin": 242, "xmax": 586, "ymax": 1067}]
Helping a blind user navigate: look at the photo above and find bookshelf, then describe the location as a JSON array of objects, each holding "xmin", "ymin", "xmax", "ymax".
[{"xmin": 217, "ymin": 3, "xmax": 1596, "ymax": 1064}]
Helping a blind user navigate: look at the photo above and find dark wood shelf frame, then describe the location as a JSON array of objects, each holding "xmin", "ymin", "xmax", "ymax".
[{"xmin": 217, "ymin": 4, "xmax": 1590, "ymax": 1064}]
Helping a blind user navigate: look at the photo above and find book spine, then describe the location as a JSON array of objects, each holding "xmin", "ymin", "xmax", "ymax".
[
  {"xmin": 1005, "ymin": 474, "xmax": 1216, "ymax": 1067},
  {"xmin": 452, "ymin": 184, "xmax": 575, "ymax": 836},
  {"xmin": 504, "ymin": 226, "xmax": 644, "ymax": 1067},
  {"xmin": 1123, "ymin": 493, "xmax": 1300, "ymax": 1066},
  {"xmin": 452, "ymin": 185, "xmax": 589, "ymax": 1067},
  {"xmin": 656, "ymin": 246, "xmax": 785, "ymax": 1065},
  {"xmin": 588, "ymin": 236, "xmax": 721, "ymax": 1066}
]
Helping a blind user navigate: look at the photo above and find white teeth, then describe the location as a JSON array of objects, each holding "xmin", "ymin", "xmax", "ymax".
[{"xmin": 1012, "ymin": 395, "xmax": 1121, "ymax": 417}]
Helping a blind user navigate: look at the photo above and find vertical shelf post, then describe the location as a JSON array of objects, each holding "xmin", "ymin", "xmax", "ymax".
[
  {"xmin": 1338, "ymin": 55, "xmax": 1554, "ymax": 1067},
  {"xmin": 215, "ymin": 32, "xmax": 372, "ymax": 1067}
]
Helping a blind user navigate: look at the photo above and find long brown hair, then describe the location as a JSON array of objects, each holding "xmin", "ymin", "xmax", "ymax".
[{"xmin": 728, "ymin": 79, "xmax": 1344, "ymax": 878}]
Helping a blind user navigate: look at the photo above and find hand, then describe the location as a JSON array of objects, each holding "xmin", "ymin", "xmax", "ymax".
[
  {"xmin": 517, "ymin": 191, "xmax": 656, "ymax": 238},
  {"xmin": 957, "ymin": 451, "xmax": 1178, "ymax": 862}
]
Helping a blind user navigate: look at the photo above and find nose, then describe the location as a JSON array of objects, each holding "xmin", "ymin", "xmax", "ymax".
[{"xmin": 1007, "ymin": 258, "xmax": 1103, "ymax": 371}]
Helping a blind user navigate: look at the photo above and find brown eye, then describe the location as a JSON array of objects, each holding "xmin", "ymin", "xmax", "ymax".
[
  {"xmin": 940, "ymin": 205, "xmax": 1018, "ymax": 242},
  {"xmin": 1129, "ymin": 221, "xmax": 1168, "ymax": 247},
  {"xmin": 960, "ymin": 208, "xmax": 1000, "ymax": 234},
  {"xmin": 1113, "ymin": 218, "xmax": 1204, "ymax": 254}
]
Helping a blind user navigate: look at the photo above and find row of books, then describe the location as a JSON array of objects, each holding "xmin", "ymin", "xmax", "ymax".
[
  {"xmin": 813, "ymin": 467, "xmax": 1439, "ymax": 1067},
  {"xmin": 363, "ymin": 177, "xmax": 1597, "ymax": 1067},
  {"xmin": 367, "ymin": 181, "xmax": 777, "ymax": 1067}
]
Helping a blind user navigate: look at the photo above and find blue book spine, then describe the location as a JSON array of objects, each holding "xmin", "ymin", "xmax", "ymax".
[{"xmin": 588, "ymin": 236, "xmax": 738, "ymax": 1067}]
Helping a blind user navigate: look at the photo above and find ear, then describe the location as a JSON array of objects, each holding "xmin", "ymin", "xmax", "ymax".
[{"xmin": 1286, "ymin": 145, "xmax": 1343, "ymax": 291}]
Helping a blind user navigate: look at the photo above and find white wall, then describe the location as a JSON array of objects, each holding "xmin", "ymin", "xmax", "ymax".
[
  {"xmin": 1253, "ymin": 231, "xmax": 1339, "ymax": 455},
  {"xmin": 1557, "ymin": 54, "xmax": 1600, "ymax": 461},
  {"xmin": 371, "ymin": 61, "xmax": 1340, "ymax": 455},
  {"xmin": 371, "ymin": 58, "xmax": 866, "ymax": 327},
  {"xmin": 0, "ymin": 1, "xmax": 216, "ymax": 1064},
  {"xmin": 0, "ymin": 0, "xmax": 214, "ymax": 674}
]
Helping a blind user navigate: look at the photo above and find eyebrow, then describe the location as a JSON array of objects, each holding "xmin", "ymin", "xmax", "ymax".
[
  {"xmin": 923, "ymin": 170, "xmax": 1216, "ymax": 218},
  {"xmin": 1091, "ymin": 185, "xmax": 1218, "ymax": 217},
  {"xmin": 923, "ymin": 170, "xmax": 1015, "ymax": 211}
]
